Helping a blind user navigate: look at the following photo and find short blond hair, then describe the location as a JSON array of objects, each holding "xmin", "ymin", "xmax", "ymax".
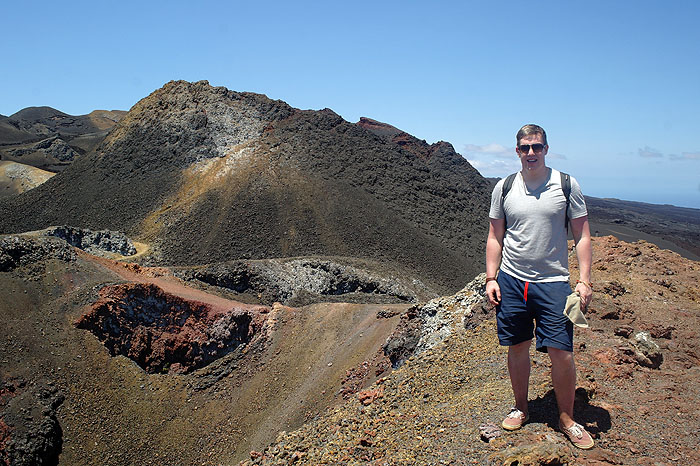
[{"xmin": 516, "ymin": 124, "xmax": 547, "ymax": 146}]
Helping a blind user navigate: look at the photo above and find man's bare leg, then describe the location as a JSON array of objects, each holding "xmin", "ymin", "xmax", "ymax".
[
  {"xmin": 548, "ymin": 347, "xmax": 576, "ymax": 427},
  {"xmin": 508, "ymin": 339, "xmax": 532, "ymax": 414},
  {"xmin": 549, "ymin": 347, "xmax": 595, "ymax": 448}
]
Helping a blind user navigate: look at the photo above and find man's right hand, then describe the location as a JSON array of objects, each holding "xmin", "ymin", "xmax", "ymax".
[
  {"xmin": 486, "ymin": 280, "xmax": 501, "ymax": 306},
  {"xmin": 485, "ymin": 218, "xmax": 505, "ymax": 307}
]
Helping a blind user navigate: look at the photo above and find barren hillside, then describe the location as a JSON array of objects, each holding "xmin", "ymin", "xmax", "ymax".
[
  {"xmin": 240, "ymin": 236, "xmax": 700, "ymax": 466},
  {"xmin": 0, "ymin": 233, "xmax": 407, "ymax": 465},
  {"xmin": 0, "ymin": 107, "xmax": 125, "ymax": 172},
  {"xmin": 2, "ymin": 233, "xmax": 698, "ymax": 465},
  {"xmin": 0, "ymin": 80, "xmax": 491, "ymax": 293}
]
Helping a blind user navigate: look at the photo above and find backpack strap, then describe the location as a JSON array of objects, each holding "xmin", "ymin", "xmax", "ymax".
[
  {"xmin": 501, "ymin": 173, "xmax": 518, "ymax": 228},
  {"xmin": 501, "ymin": 173, "xmax": 517, "ymax": 200},
  {"xmin": 560, "ymin": 171, "xmax": 571, "ymax": 233}
]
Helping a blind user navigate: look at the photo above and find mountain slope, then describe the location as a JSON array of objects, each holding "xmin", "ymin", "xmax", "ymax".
[
  {"xmin": 586, "ymin": 196, "xmax": 700, "ymax": 260},
  {"xmin": 0, "ymin": 80, "xmax": 491, "ymax": 292},
  {"xmin": 0, "ymin": 161, "xmax": 56, "ymax": 198}
]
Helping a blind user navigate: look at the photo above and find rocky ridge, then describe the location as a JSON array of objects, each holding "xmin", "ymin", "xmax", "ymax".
[
  {"xmin": 383, "ymin": 273, "xmax": 493, "ymax": 368},
  {"xmin": 44, "ymin": 226, "xmax": 137, "ymax": 257},
  {"xmin": 176, "ymin": 257, "xmax": 436, "ymax": 307},
  {"xmin": 240, "ymin": 236, "xmax": 700, "ymax": 465},
  {"xmin": 0, "ymin": 108, "xmax": 125, "ymax": 171},
  {"xmin": 0, "ymin": 235, "xmax": 75, "ymax": 273},
  {"xmin": 6, "ymin": 136, "xmax": 78, "ymax": 163}
]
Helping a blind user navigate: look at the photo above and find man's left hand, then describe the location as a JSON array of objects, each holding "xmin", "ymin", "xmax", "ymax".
[{"xmin": 575, "ymin": 282, "xmax": 593, "ymax": 309}]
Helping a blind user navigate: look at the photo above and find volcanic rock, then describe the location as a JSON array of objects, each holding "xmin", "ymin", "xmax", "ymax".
[
  {"xmin": 45, "ymin": 225, "xmax": 136, "ymax": 257},
  {"xmin": 0, "ymin": 378, "xmax": 64, "ymax": 466},
  {"xmin": 630, "ymin": 331, "xmax": 663, "ymax": 369},
  {"xmin": 487, "ymin": 439, "xmax": 573, "ymax": 466},
  {"xmin": 478, "ymin": 422, "xmax": 502, "ymax": 442},
  {"xmin": 75, "ymin": 282, "xmax": 268, "ymax": 373},
  {"xmin": 358, "ymin": 116, "xmax": 453, "ymax": 161},
  {"xmin": 0, "ymin": 235, "xmax": 75, "ymax": 272},
  {"xmin": 7, "ymin": 136, "xmax": 78, "ymax": 162},
  {"xmin": 0, "ymin": 80, "xmax": 490, "ymax": 294},
  {"xmin": 177, "ymin": 256, "xmax": 435, "ymax": 306},
  {"xmin": 383, "ymin": 273, "xmax": 492, "ymax": 367}
]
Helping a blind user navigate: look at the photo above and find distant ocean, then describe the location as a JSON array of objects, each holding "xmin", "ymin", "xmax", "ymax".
[{"xmin": 588, "ymin": 191, "xmax": 699, "ymax": 211}]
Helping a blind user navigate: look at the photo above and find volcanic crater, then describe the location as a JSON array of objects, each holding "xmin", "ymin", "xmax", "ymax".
[{"xmin": 76, "ymin": 282, "xmax": 268, "ymax": 374}]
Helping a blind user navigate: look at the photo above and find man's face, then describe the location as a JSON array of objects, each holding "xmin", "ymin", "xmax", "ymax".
[{"xmin": 516, "ymin": 133, "xmax": 548, "ymax": 173}]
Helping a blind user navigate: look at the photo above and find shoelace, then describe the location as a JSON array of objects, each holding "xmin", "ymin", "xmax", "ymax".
[
  {"xmin": 563, "ymin": 423, "xmax": 584, "ymax": 439},
  {"xmin": 507, "ymin": 408, "xmax": 525, "ymax": 419}
]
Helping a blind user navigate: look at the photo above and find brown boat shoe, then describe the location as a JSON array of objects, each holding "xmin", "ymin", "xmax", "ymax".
[
  {"xmin": 560, "ymin": 421, "xmax": 595, "ymax": 449},
  {"xmin": 502, "ymin": 408, "xmax": 529, "ymax": 431}
]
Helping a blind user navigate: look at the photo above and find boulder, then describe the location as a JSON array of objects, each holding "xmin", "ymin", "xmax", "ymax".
[{"xmin": 631, "ymin": 331, "xmax": 663, "ymax": 369}]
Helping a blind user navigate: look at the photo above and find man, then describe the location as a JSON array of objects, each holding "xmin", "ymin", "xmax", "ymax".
[{"xmin": 485, "ymin": 124, "xmax": 594, "ymax": 449}]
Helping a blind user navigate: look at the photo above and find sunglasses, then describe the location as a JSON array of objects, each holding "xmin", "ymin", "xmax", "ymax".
[{"xmin": 518, "ymin": 143, "xmax": 546, "ymax": 154}]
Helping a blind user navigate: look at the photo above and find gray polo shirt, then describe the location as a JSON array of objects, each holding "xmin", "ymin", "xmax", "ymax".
[{"xmin": 489, "ymin": 168, "xmax": 587, "ymax": 283}]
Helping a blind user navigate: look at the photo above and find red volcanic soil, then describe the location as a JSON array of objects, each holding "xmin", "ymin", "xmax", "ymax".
[{"xmin": 76, "ymin": 282, "xmax": 268, "ymax": 374}]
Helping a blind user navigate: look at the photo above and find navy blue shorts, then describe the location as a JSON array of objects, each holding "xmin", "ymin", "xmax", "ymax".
[{"xmin": 496, "ymin": 270, "xmax": 574, "ymax": 353}]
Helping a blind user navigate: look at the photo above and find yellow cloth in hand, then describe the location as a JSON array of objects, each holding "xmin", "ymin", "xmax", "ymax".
[{"xmin": 564, "ymin": 292, "xmax": 589, "ymax": 328}]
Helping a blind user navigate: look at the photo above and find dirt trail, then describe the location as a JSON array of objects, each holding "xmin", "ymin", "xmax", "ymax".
[{"xmin": 78, "ymin": 249, "xmax": 265, "ymax": 313}]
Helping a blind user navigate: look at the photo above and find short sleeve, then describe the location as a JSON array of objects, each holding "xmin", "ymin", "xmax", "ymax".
[
  {"xmin": 568, "ymin": 176, "xmax": 588, "ymax": 219},
  {"xmin": 489, "ymin": 179, "xmax": 505, "ymax": 219}
]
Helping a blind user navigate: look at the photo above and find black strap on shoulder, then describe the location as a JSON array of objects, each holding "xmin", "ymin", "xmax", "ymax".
[
  {"xmin": 560, "ymin": 171, "xmax": 571, "ymax": 233},
  {"xmin": 501, "ymin": 173, "xmax": 517, "ymax": 200},
  {"xmin": 500, "ymin": 173, "xmax": 518, "ymax": 228}
]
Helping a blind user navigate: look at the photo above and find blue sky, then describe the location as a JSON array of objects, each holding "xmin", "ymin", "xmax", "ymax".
[{"xmin": 2, "ymin": 0, "xmax": 699, "ymax": 208}]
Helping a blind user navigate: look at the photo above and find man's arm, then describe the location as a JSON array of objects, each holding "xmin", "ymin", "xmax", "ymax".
[
  {"xmin": 486, "ymin": 217, "xmax": 505, "ymax": 306},
  {"xmin": 570, "ymin": 215, "xmax": 593, "ymax": 308}
]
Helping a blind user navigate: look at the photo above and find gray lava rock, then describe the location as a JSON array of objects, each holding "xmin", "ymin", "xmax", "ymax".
[
  {"xmin": 10, "ymin": 136, "xmax": 78, "ymax": 162},
  {"xmin": 384, "ymin": 273, "xmax": 492, "ymax": 367},
  {"xmin": 0, "ymin": 235, "xmax": 75, "ymax": 272},
  {"xmin": 478, "ymin": 422, "xmax": 502, "ymax": 443},
  {"xmin": 177, "ymin": 257, "xmax": 431, "ymax": 306},
  {"xmin": 631, "ymin": 331, "xmax": 663, "ymax": 369},
  {"xmin": 45, "ymin": 226, "xmax": 136, "ymax": 257}
]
